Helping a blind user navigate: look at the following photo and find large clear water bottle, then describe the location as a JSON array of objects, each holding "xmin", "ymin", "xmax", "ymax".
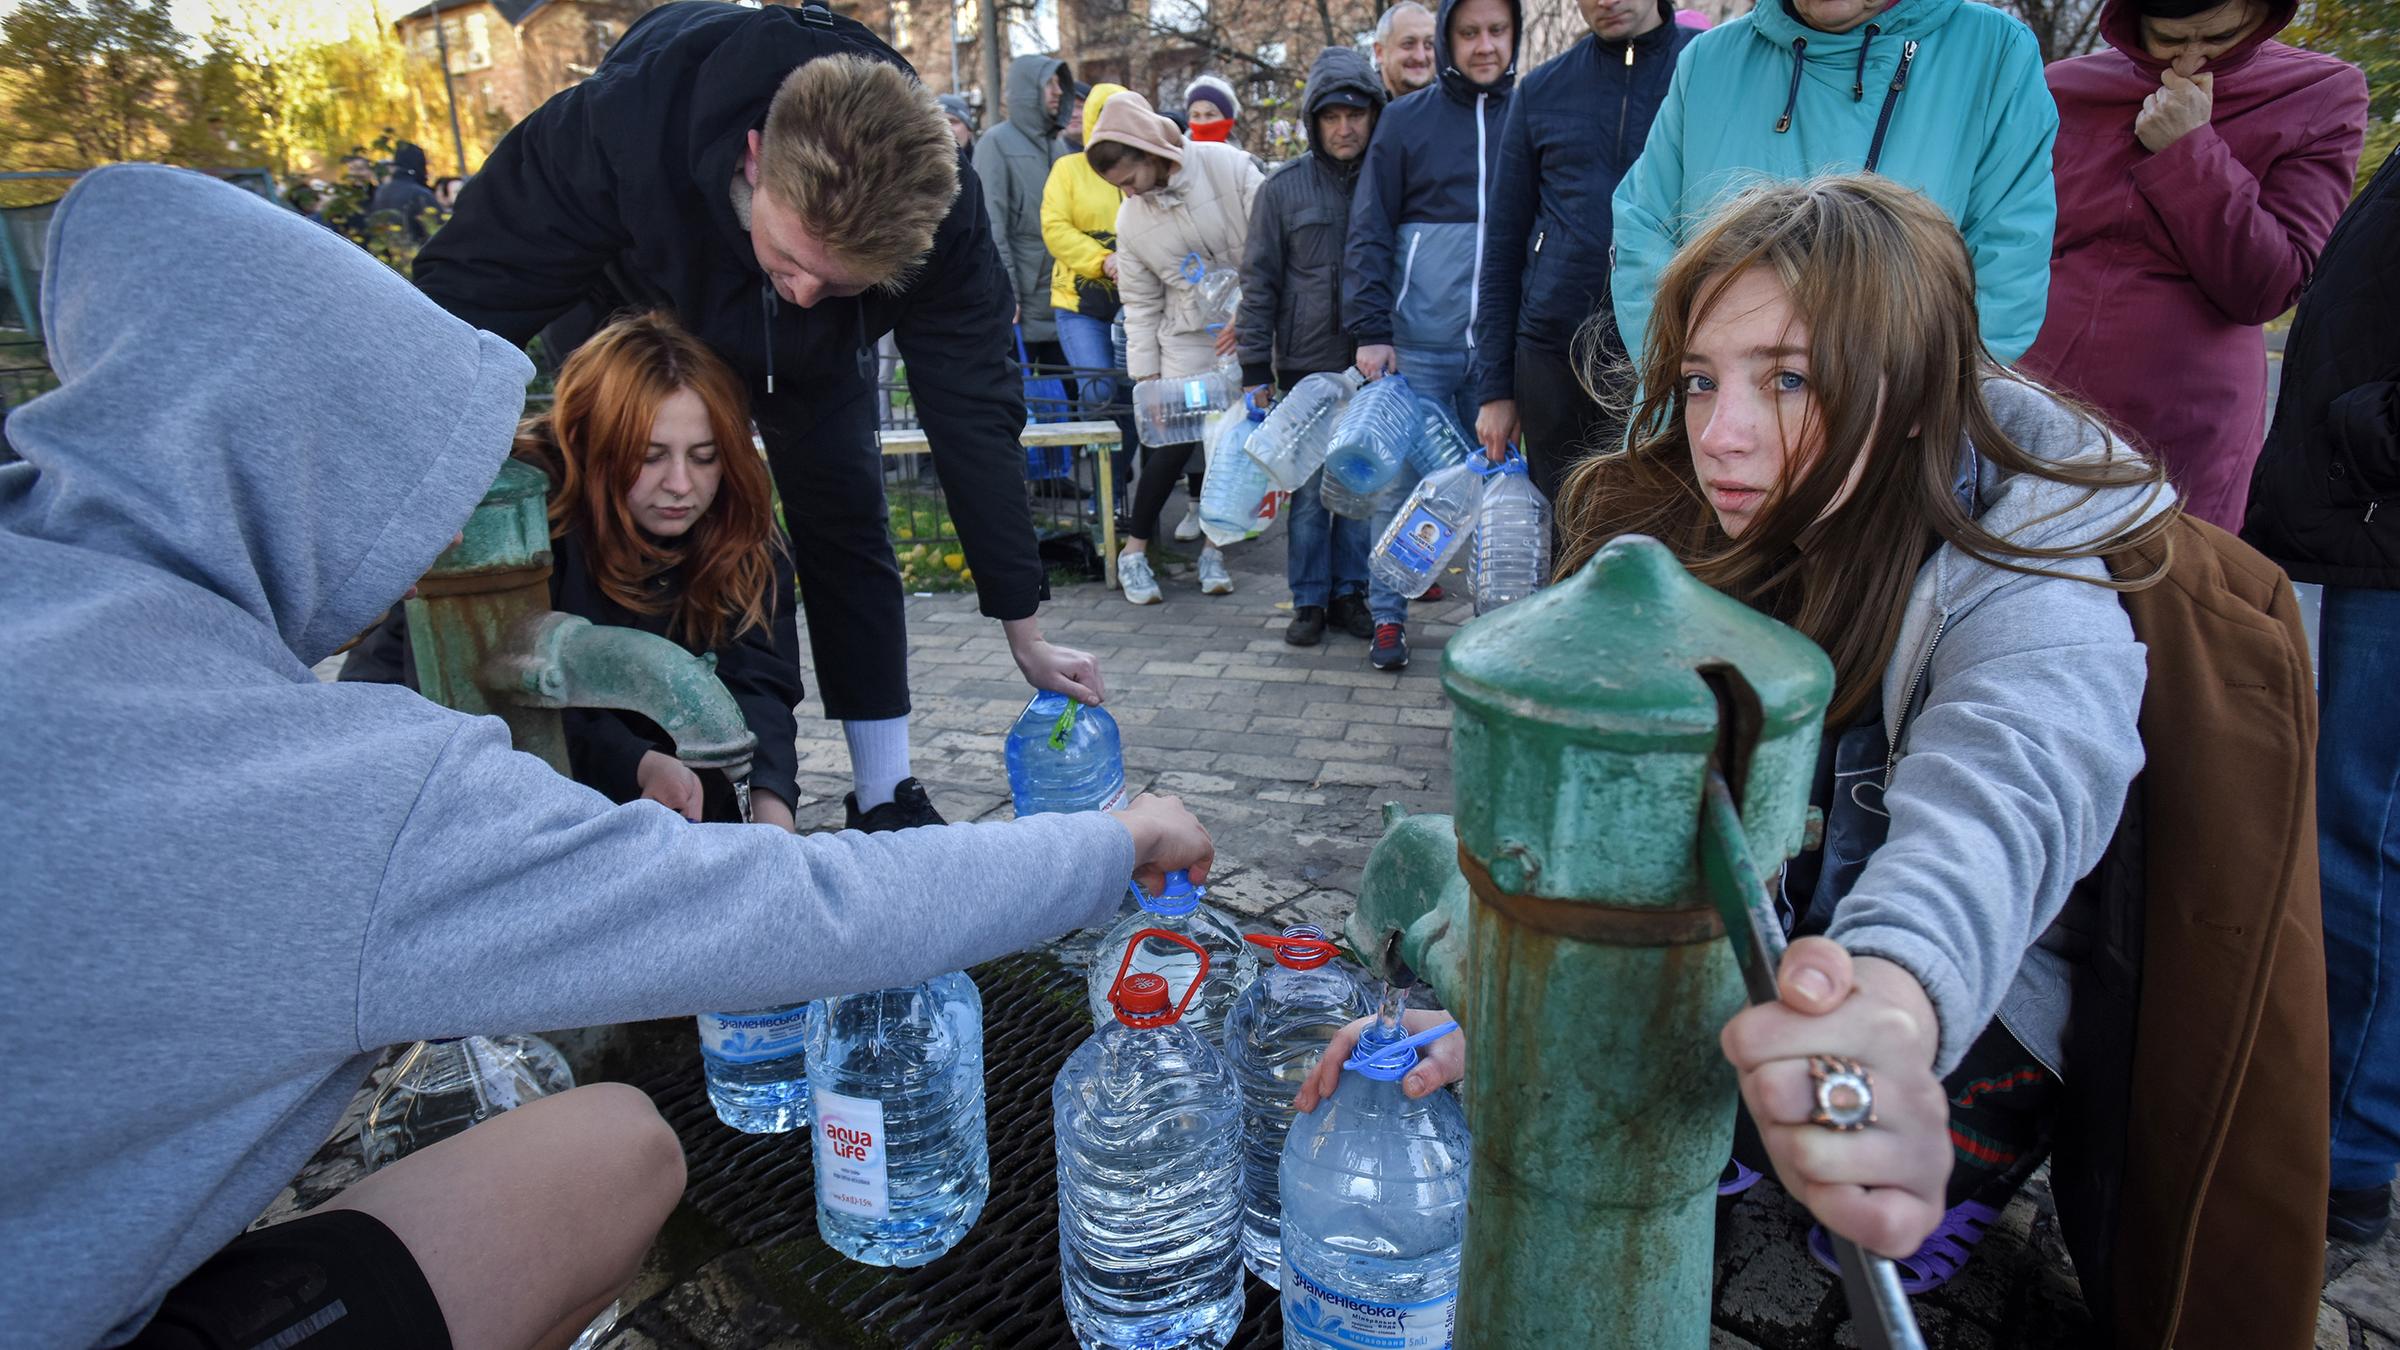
[
  {"xmin": 697, "ymin": 1002, "xmax": 818, "ymax": 1133},
  {"xmin": 1323, "ymin": 373, "xmax": 1422, "ymax": 496},
  {"xmin": 359, "ymin": 1034, "xmax": 574, "ymax": 1170},
  {"xmin": 1369, "ymin": 462, "xmax": 1484, "ymax": 602},
  {"xmin": 1006, "ymin": 691, "xmax": 1128, "ymax": 815},
  {"xmin": 1134, "ymin": 366, "xmax": 1240, "ymax": 448},
  {"xmin": 808, "ymin": 971, "xmax": 988, "ymax": 1267},
  {"xmin": 1221, "ymin": 927, "xmax": 1372, "ymax": 1288},
  {"xmin": 1408, "ymin": 398, "xmax": 1477, "ymax": 475},
  {"xmin": 1086, "ymin": 870, "xmax": 1258, "ymax": 1045},
  {"xmin": 1197, "ymin": 396, "xmax": 1280, "ymax": 546},
  {"xmin": 1193, "ymin": 264, "xmax": 1243, "ymax": 337},
  {"xmin": 1056, "ymin": 927, "xmax": 1246, "ymax": 1350},
  {"xmin": 1248, "ymin": 370, "xmax": 1363, "ymax": 492},
  {"xmin": 1319, "ymin": 470, "xmax": 1404, "ymax": 523},
  {"xmin": 1470, "ymin": 450, "xmax": 1552, "ymax": 615},
  {"xmin": 1281, "ymin": 1014, "xmax": 1472, "ymax": 1349}
]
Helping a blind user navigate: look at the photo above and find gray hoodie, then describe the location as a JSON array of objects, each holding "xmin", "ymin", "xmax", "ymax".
[
  {"xmin": 0, "ymin": 164, "xmax": 1133, "ymax": 1348},
  {"xmin": 972, "ymin": 55, "xmax": 1070, "ymax": 345},
  {"xmin": 1829, "ymin": 378, "xmax": 2176, "ymax": 1078}
]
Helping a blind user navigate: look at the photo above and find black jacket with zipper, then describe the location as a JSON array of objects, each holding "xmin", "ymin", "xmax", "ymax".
[
  {"xmin": 1471, "ymin": 1, "xmax": 1691, "ymax": 405},
  {"xmin": 2244, "ymin": 145, "xmax": 2400, "ymax": 590},
  {"xmin": 412, "ymin": 1, "xmax": 1043, "ymax": 622},
  {"xmin": 1238, "ymin": 48, "xmax": 1387, "ymax": 387}
]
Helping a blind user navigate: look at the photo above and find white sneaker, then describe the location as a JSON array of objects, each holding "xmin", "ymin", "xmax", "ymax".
[
  {"xmin": 1174, "ymin": 506, "xmax": 1203, "ymax": 542},
  {"xmin": 1197, "ymin": 548, "xmax": 1234, "ymax": 595},
  {"xmin": 1120, "ymin": 550, "xmax": 1163, "ymax": 604}
]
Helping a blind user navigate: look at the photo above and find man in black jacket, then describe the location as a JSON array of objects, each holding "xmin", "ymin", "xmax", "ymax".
[
  {"xmin": 1238, "ymin": 47, "xmax": 1385, "ymax": 649},
  {"xmin": 1471, "ymin": 0, "xmax": 1690, "ymax": 501},
  {"xmin": 2245, "ymin": 145, "xmax": 2400, "ymax": 1244},
  {"xmin": 415, "ymin": 1, "xmax": 1101, "ymax": 830}
]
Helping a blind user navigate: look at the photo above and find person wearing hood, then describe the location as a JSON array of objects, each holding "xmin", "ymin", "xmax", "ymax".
[
  {"xmin": 0, "ymin": 163, "xmax": 1214, "ymax": 1350},
  {"xmin": 2020, "ymin": 0, "xmax": 2367, "ymax": 535},
  {"xmin": 1308, "ymin": 174, "xmax": 2182, "ymax": 1298},
  {"xmin": 1087, "ymin": 90, "xmax": 1264, "ymax": 606},
  {"xmin": 1608, "ymin": 0, "xmax": 2059, "ymax": 367},
  {"xmin": 415, "ymin": 3, "xmax": 1103, "ymax": 837},
  {"xmin": 367, "ymin": 140, "xmax": 443, "ymax": 243},
  {"xmin": 2246, "ymin": 146, "xmax": 2400, "ymax": 1245},
  {"xmin": 1473, "ymin": 0, "xmax": 1694, "ymax": 502},
  {"xmin": 1063, "ymin": 81, "xmax": 1091, "ymax": 150},
  {"xmin": 1373, "ymin": 1, "xmax": 1439, "ymax": 99},
  {"xmin": 1043, "ymin": 83, "xmax": 1134, "ymax": 452},
  {"xmin": 1185, "ymin": 73, "xmax": 1241, "ymax": 144},
  {"xmin": 1239, "ymin": 47, "xmax": 1386, "ymax": 647},
  {"xmin": 938, "ymin": 92, "xmax": 977, "ymax": 148},
  {"xmin": 974, "ymin": 53, "xmax": 1074, "ymax": 354},
  {"xmin": 1343, "ymin": 0, "xmax": 1520, "ymax": 672}
]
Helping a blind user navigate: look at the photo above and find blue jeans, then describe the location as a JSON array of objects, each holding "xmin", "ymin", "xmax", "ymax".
[
  {"xmin": 2324, "ymin": 584, "xmax": 2400, "ymax": 1191},
  {"xmin": 1054, "ymin": 308, "xmax": 1117, "ymax": 417},
  {"xmin": 1287, "ymin": 469, "xmax": 1368, "ymax": 608},
  {"xmin": 1365, "ymin": 346, "xmax": 1477, "ymax": 624}
]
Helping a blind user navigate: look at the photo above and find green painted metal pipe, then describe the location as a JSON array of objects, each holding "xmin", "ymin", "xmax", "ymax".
[{"xmin": 1351, "ymin": 534, "xmax": 1833, "ymax": 1348}]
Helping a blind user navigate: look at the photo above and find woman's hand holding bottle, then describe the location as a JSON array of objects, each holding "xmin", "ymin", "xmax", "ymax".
[{"xmin": 1107, "ymin": 792, "xmax": 1214, "ymax": 896}]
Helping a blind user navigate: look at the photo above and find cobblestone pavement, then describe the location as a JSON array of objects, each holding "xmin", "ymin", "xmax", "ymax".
[{"xmin": 294, "ymin": 497, "xmax": 2394, "ymax": 1348}]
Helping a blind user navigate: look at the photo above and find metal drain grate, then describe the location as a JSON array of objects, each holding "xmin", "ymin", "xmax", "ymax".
[{"xmin": 634, "ymin": 950, "xmax": 1288, "ymax": 1349}]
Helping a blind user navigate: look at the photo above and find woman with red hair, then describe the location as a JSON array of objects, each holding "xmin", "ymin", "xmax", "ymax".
[{"xmin": 347, "ymin": 311, "xmax": 802, "ymax": 830}]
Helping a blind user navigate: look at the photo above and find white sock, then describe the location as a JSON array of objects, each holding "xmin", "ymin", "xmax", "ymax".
[{"xmin": 843, "ymin": 715, "xmax": 912, "ymax": 809}]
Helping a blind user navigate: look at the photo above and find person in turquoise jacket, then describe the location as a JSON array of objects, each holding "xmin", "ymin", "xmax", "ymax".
[{"xmin": 1609, "ymin": 0, "xmax": 2057, "ymax": 366}]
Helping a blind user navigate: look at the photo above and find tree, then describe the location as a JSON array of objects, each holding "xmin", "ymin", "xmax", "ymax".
[
  {"xmin": 0, "ymin": 0, "xmax": 193, "ymax": 171},
  {"xmin": 2286, "ymin": 0, "xmax": 2399, "ymax": 192}
]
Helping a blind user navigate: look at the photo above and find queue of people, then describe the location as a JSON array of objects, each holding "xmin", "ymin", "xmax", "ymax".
[{"xmin": 0, "ymin": 0, "xmax": 2387, "ymax": 1344}]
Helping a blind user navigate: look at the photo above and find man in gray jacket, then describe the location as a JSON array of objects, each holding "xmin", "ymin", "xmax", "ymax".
[
  {"xmin": 973, "ymin": 54, "xmax": 1072, "ymax": 357},
  {"xmin": 1239, "ymin": 48, "xmax": 1386, "ymax": 647}
]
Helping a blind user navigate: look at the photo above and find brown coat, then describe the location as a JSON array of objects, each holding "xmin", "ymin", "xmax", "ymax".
[{"xmin": 2073, "ymin": 517, "xmax": 2326, "ymax": 1350}]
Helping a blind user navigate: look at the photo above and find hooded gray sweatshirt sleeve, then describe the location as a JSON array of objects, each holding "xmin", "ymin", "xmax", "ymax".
[{"xmin": 0, "ymin": 164, "xmax": 1132, "ymax": 1350}]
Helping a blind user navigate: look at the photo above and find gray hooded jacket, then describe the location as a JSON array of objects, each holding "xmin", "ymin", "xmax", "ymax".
[
  {"xmin": 1826, "ymin": 378, "xmax": 2176, "ymax": 1078},
  {"xmin": 0, "ymin": 165, "xmax": 1134, "ymax": 1347},
  {"xmin": 973, "ymin": 55, "xmax": 1071, "ymax": 344},
  {"xmin": 1237, "ymin": 47, "xmax": 1386, "ymax": 385}
]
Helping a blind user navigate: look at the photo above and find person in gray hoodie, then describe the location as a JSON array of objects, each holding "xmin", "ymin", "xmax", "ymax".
[
  {"xmin": 974, "ymin": 54, "xmax": 1073, "ymax": 353},
  {"xmin": 1303, "ymin": 176, "xmax": 2179, "ymax": 1291},
  {"xmin": 0, "ymin": 164, "xmax": 1211, "ymax": 1350}
]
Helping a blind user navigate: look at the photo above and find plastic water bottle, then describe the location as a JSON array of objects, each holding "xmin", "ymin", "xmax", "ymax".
[
  {"xmin": 1281, "ymin": 1015, "xmax": 1472, "ymax": 1349},
  {"xmin": 1197, "ymin": 396, "xmax": 1281, "ymax": 546},
  {"xmin": 1323, "ymin": 373, "xmax": 1421, "ymax": 496},
  {"xmin": 696, "ymin": 1002, "xmax": 818, "ymax": 1133},
  {"xmin": 1006, "ymin": 691, "xmax": 1128, "ymax": 815},
  {"xmin": 1221, "ymin": 927, "xmax": 1372, "ymax": 1287},
  {"xmin": 1135, "ymin": 367, "xmax": 1240, "ymax": 447},
  {"xmin": 1319, "ymin": 469, "xmax": 1403, "ymax": 523},
  {"xmin": 1409, "ymin": 398, "xmax": 1477, "ymax": 474},
  {"xmin": 808, "ymin": 971, "xmax": 988, "ymax": 1267},
  {"xmin": 1086, "ymin": 870, "xmax": 1258, "ymax": 1045},
  {"xmin": 1369, "ymin": 462, "xmax": 1483, "ymax": 601},
  {"xmin": 1196, "ymin": 268, "xmax": 1243, "ymax": 336},
  {"xmin": 1056, "ymin": 927, "xmax": 1245, "ymax": 1350},
  {"xmin": 1248, "ymin": 370, "xmax": 1363, "ymax": 492},
  {"xmin": 1471, "ymin": 450, "xmax": 1552, "ymax": 614},
  {"xmin": 359, "ymin": 1034, "xmax": 574, "ymax": 1170}
]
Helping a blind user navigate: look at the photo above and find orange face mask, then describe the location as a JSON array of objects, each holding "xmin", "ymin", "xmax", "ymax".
[{"xmin": 1189, "ymin": 119, "xmax": 1235, "ymax": 143}]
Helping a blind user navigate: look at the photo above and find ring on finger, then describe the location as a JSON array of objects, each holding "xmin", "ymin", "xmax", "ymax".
[{"xmin": 1808, "ymin": 1055, "xmax": 1876, "ymax": 1132}]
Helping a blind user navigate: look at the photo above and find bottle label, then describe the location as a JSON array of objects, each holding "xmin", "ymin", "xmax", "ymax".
[
  {"xmin": 812, "ymin": 1088, "xmax": 890, "ymax": 1219},
  {"xmin": 1385, "ymin": 502, "xmax": 1456, "ymax": 574},
  {"xmin": 1184, "ymin": 379, "xmax": 1210, "ymax": 411},
  {"xmin": 1285, "ymin": 1261, "xmax": 1456, "ymax": 1350},
  {"xmin": 1100, "ymin": 782, "xmax": 1130, "ymax": 812},
  {"xmin": 697, "ymin": 1005, "xmax": 813, "ymax": 1065}
]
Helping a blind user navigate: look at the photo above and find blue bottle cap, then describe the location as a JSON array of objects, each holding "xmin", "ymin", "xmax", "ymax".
[
  {"xmin": 1343, "ymin": 1018, "xmax": 1461, "ymax": 1082},
  {"xmin": 1129, "ymin": 868, "xmax": 1203, "ymax": 916}
]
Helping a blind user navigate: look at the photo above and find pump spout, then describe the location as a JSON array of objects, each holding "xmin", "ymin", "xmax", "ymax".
[{"xmin": 481, "ymin": 611, "xmax": 756, "ymax": 782}]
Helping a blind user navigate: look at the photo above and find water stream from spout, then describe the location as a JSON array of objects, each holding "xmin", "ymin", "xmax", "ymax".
[
  {"xmin": 1373, "ymin": 979, "xmax": 1408, "ymax": 1038},
  {"xmin": 732, "ymin": 775, "xmax": 754, "ymax": 825}
]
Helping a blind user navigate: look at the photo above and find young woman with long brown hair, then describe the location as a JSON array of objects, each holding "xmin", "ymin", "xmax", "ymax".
[
  {"xmin": 347, "ymin": 311, "xmax": 803, "ymax": 830},
  {"xmin": 1303, "ymin": 174, "xmax": 2179, "ymax": 1290}
]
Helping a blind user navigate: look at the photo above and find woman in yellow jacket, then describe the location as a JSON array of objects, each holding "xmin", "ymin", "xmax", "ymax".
[{"xmin": 1042, "ymin": 83, "xmax": 1130, "ymax": 417}]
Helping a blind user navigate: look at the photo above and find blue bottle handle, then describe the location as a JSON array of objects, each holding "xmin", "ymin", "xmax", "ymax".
[{"xmin": 1344, "ymin": 1019, "xmax": 1462, "ymax": 1081}]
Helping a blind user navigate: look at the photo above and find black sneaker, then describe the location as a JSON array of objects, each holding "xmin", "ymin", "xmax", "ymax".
[
  {"xmin": 844, "ymin": 777, "xmax": 948, "ymax": 832},
  {"xmin": 1371, "ymin": 622, "xmax": 1410, "ymax": 671},
  {"xmin": 1285, "ymin": 605, "xmax": 1328, "ymax": 646},
  {"xmin": 2331, "ymin": 1183, "xmax": 2393, "ymax": 1243},
  {"xmin": 1328, "ymin": 592, "xmax": 1374, "ymax": 640}
]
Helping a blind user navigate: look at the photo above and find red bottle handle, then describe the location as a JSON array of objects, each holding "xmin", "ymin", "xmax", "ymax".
[
  {"xmin": 1107, "ymin": 927, "xmax": 1213, "ymax": 1028},
  {"xmin": 1243, "ymin": 932, "xmax": 1341, "ymax": 970}
]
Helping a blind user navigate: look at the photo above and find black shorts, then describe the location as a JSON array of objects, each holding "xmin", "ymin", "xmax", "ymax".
[{"xmin": 123, "ymin": 1209, "xmax": 451, "ymax": 1350}]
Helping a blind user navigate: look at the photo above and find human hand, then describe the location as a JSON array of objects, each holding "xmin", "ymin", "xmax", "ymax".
[
  {"xmin": 1475, "ymin": 400, "xmax": 1518, "ymax": 463},
  {"xmin": 1102, "ymin": 253, "xmax": 1119, "ymax": 280},
  {"xmin": 1295, "ymin": 1007, "xmax": 1465, "ymax": 1111},
  {"xmin": 1107, "ymin": 792, "xmax": 1214, "ymax": 895},
  {"xmin": 1005, "ymin": 616, "xmax": 1105, "ymax": 704},
  {"xmin": 2137, "ymin": 66, "xmax": 2213, "ymax": 154},
  {"xmin": 635, "ymin": 750, "xmax": 705, "ymax": 822},
  {"xmin": 1245, "ymin": 384, "xmax": 1275, "ymax": 413},
  {"xmin": 1719, "ymin": 937, "xmax": 1951, "ymax": 1259},
  {"xmin": 749, "ymin": 789, "xmax": 797, "ymax": 832},
  {"xmin": 1213, "ymin": 324, "xmax": 1240, "ymax": 358},
  {"xmin": 1355, "ymin": 344, "xmax": 1399, "ymax": 380}
]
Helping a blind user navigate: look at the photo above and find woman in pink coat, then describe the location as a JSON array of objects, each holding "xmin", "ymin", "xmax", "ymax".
[{"xmin": 2022, "ymin": 0, "xmax": 2365, "ymax": 532}]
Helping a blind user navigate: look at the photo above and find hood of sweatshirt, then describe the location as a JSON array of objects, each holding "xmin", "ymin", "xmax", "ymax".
[
  {"xmin": 1006, "ymin": 53, "xmax": 1070, "ymax": 139},
  {"xmin": 1303, "ymin": 44, "xmax": 1387, "ymax": 169},
  {"xmin": 1433, "ymin": 0, "xmax": 1525, "ymax": 102},
  {"xmin": 2098, "ymin": 0, "xmax": 2295, "ymax": 76},
  {"xmin": 1747, "ymin": 0, "xmax": 1964, "ymax": 136},
  {"xmin": 1083, "ymin": 80, "xmax": 1128, "ymax": 143},
  {"xmin": 2, "ymin": 164, "xmax": 530, "ymax": 668}
]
